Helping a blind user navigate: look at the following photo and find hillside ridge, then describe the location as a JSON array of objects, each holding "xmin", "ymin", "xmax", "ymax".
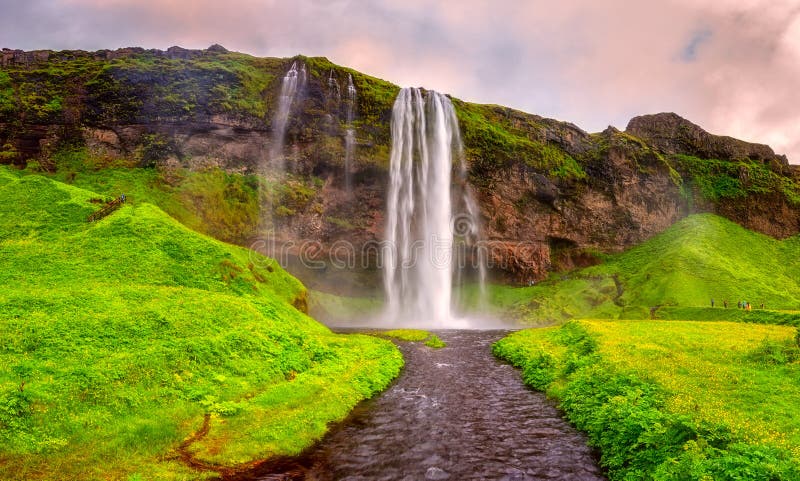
[
  {"xmin": 486, "ymin": 213, "xmax": 800, "ymax": 323},
  {"xmin": 1, "ymin": 45, "xmax": 799, "ymax": 287}
]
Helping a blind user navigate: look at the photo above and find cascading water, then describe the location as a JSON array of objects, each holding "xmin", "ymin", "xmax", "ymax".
[
  {"xmin": 453, "ymin": 149, "xmax": 488, "ymax": 312},
  {"xmin": 328, "ymin": 69, "xmax": 341, "ymax": 102},
  {"xmin": 270, "ymin": 61, "xmax": 306, "ymax": 173},
  {"xmin": 261, "ymin": 61, "xmax": 306, "ymax": 237},
  {"xmin": 346, "ymin": 74, "xmax": 357, "ymax": 106},
  {"xmin": 344, "ymin": 74, "xmax": 357, "ymax": 194},
  {"xmin": 383, "ymin": 88, "xmax": 486, "ymax": 327}
]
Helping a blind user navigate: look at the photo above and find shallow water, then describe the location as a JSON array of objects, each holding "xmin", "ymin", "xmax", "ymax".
[{"xmin": 233, "ymin": 330, "xmax": 605, "ymax": 480}]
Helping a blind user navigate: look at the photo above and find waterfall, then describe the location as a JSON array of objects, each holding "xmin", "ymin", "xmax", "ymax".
[
  {"xmin": 383, "ymin": 88, "xmax": 486, "ymax": 327},
  {"xmin": 270, "ymin": 61, "xmax": 306, "ymax": 173},
  {"xmin": 346, "ymin": 74, "xmax": 357, "ymax": 118},
  {"xmin": 344, "ymin": 74, "xmax": 357, "ymax": 194},
  {"xmin": 328, "ymin": 69, "xmax": 341, "ymax": 102}
]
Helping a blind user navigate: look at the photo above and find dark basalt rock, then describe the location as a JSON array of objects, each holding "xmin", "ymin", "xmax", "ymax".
[{"xmin": 626, "ymin": 112, "xmax": 788, "ymax": 166}]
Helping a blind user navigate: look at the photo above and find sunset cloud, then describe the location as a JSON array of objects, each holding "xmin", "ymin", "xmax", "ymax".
[{"xmin": 2, "ymin": 0, "xmax": 798, "ymax": 162}]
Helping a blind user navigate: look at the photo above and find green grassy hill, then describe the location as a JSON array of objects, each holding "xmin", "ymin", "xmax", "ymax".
[
  {"xmin": 0, "ymin": 167, "xmax": 402, "ymax": 480},
  {"xmin": 487, "ymin": 213, "xmax": 800, "ymax": 323}
]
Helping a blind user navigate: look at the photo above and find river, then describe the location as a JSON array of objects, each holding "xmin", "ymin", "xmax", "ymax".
[{"xmin": 231, "ymin": 330, "xmax": 604, "ymax": 480}]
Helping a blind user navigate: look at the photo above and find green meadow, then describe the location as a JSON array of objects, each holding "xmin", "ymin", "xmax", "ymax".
[
  {"xmin": 494, "ymin": 320, "xmax": 800, "ymax": 480},
  {"xmin": 484, "ymin": 213, "xmax": 800, "ymax": 324},
  {"xmin": 0, "ymin": 167, "xmax": 402, "ymax": 480}
]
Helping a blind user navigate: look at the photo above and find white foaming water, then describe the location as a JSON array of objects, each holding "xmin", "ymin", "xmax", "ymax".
[
  {"xmin": 383, "ymin": 88, "xmax": 487, "ymax": 328},
  {"xmin": 344, "ymin": 74, "xmax": 357, "ymax": 194},
  {"xmin": 270, "ymin": 61, "xmax": 306, "ymax": 172}
]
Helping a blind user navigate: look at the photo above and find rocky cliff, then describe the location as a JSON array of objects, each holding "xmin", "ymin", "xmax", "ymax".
[{"xmin": 1, "ymin": 46, "xmax": 798, "ymax": 290}]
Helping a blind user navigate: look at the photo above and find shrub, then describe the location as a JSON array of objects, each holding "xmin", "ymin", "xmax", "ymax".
[
  {"xmin": 424, "ymin": 335, "xmax": 446, "ymax": 349},
  {"xmin": 747, "ymin": 338, "xmax": 800, "ymax": 365},
  {"xmin": 137, "ymin": 133, "xmax": 175, "ymax": 168},
  {"xmin": 521, "ymin": 352, "xmax": 556, "ymax": 389}
]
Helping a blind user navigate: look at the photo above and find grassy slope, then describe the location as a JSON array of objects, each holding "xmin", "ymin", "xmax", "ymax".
[
  {"xmin": 583, "ymin": 321, "xmax": 800, "ymax": 453},
  {"xmin": 38, "ymin": 148, "xmax": 264, "ymax": 245},
  {"xmin": 490, "ymin": 213, "xmax": 800, "ymax": 323},
  {"xmin": 0, "ymin": 167, "xmax": 403, "ymax": 480},
  {"xmin": 495, "ymin": 321, "xmax": 800, "ymax": 479}
]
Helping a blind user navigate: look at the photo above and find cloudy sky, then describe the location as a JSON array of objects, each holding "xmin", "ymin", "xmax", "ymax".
[{"xmin": 2, "ymin": 0, "xmax": 799, "ymax": 162}]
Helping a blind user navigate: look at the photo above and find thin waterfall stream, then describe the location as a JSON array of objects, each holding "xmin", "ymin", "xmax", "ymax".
[
  {"xmin": 270, "ymin": 61, "xmax": 306, "ymax": 173},
  {"xmin": 261, "ymin": 61, "xmax": 306, "ymax": 235},
  {"xmin": 344, "ymin": 74, "xmax": 357, "ymax": 194}
]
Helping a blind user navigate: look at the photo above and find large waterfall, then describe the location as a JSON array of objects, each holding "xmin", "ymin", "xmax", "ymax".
[
  {"xmin": 383, "ymin": 88, "xmax": 486, "ymax": 327},
  {"xmin": 270, "ymin": 61, "xmax": 306, "ymax": 172}
]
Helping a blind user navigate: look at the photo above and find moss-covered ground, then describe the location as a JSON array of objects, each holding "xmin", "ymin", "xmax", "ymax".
[
  {"xmin": 0, "ymin": 166, "xmax": 403, "ymax": 480},
  {"xmin": 382, "ymin": 330, "xmax": 446, "ymax": 349}
]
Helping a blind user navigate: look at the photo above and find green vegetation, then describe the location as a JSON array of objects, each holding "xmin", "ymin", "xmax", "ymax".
[
  {"xmin": 300, "ymin": 54, "xmax": 398, "ymax": 153},
  {"xmin": 0, "ymin": 167, "xmax": 403, "ymax": 480},
  {"xmin": 671, "ymin": 154, "xmax": 800, "ymax": 205},
  {"xmin": 652, "ymin": 306, "xmax": 800, "ymax": 325},
  {"xmin": 494, "ymin": 321, "xmax": 800, "ymax": 480},
  {"xmin": 27, "ymin": 147, "xmax": 271, "ymax": 244},
  {"xmin": 87, "ymin": 50, "xmax": 282, "ymax": 122},
  {"xmin": 383, "ymin": 330, "xmax": 447, "ymax": 348},
  {"xmin": 490, "ymin": 214, "xmax": 800, "ymax": 324},
  {"xmin": 0, "ymin": 49, "xmax": 284, "ymax": 124},
  {"xmin": 588, "ymin": 130, "xmax": 682, "ymax": 186},
  {"xmin": 0, "ymin": 70, "xmax": 17, "ymax": 118},
  {"xmin": 383, "ymin": 329, "xmax": 431, "ymax": 342},
  {"xmin": 453, "ymin": 100, "xmax": 587, "ymax": 181},
  {"xmin": 424, "ymin": 335, "xmax": 446, "ymax": 349}
]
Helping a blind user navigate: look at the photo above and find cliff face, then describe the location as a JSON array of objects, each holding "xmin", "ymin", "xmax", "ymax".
[
  {"xmin": 1, "ymin": 46, "xmax": 798, "ymax": 289},
  {"xmin": 626, "ymin": 113, "xmax": 788, "ymax": 167}
]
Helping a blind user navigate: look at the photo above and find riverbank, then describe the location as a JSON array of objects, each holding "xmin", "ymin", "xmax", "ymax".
[
  {"xmin": 233, "ymin": 330, "xmax": 604, "ymax": 480},
  {"xmin": 494, "ymin": 321, "xmax": 800, "ymax": 479}
]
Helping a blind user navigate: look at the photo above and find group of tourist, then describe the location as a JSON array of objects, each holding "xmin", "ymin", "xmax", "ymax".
[{"xmin": 711, "ymin": 298, "xmax": 764, "ymax": 310}]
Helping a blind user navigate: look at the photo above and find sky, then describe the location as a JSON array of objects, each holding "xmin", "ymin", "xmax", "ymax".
[{"xmin": 2, "ymin": 0, "xmax": 799, "ymax": 163}]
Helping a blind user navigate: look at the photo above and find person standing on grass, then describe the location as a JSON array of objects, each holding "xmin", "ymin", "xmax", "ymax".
[
  {"xmin": 738, "ymin": 301, "xmax": 742, "ymax": 309},
  {"xmin": 711, "ymin": 298, "xmax": 715, "ymax": 307},
  {"xmin": 724, "ymin": 300, "xmax": 728, "ymax": 308}
]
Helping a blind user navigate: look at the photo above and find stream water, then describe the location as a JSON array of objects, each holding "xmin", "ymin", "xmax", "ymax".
[{"xmin": 233, "ymin": 330, "xmax": 604, "ymax": 481}]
